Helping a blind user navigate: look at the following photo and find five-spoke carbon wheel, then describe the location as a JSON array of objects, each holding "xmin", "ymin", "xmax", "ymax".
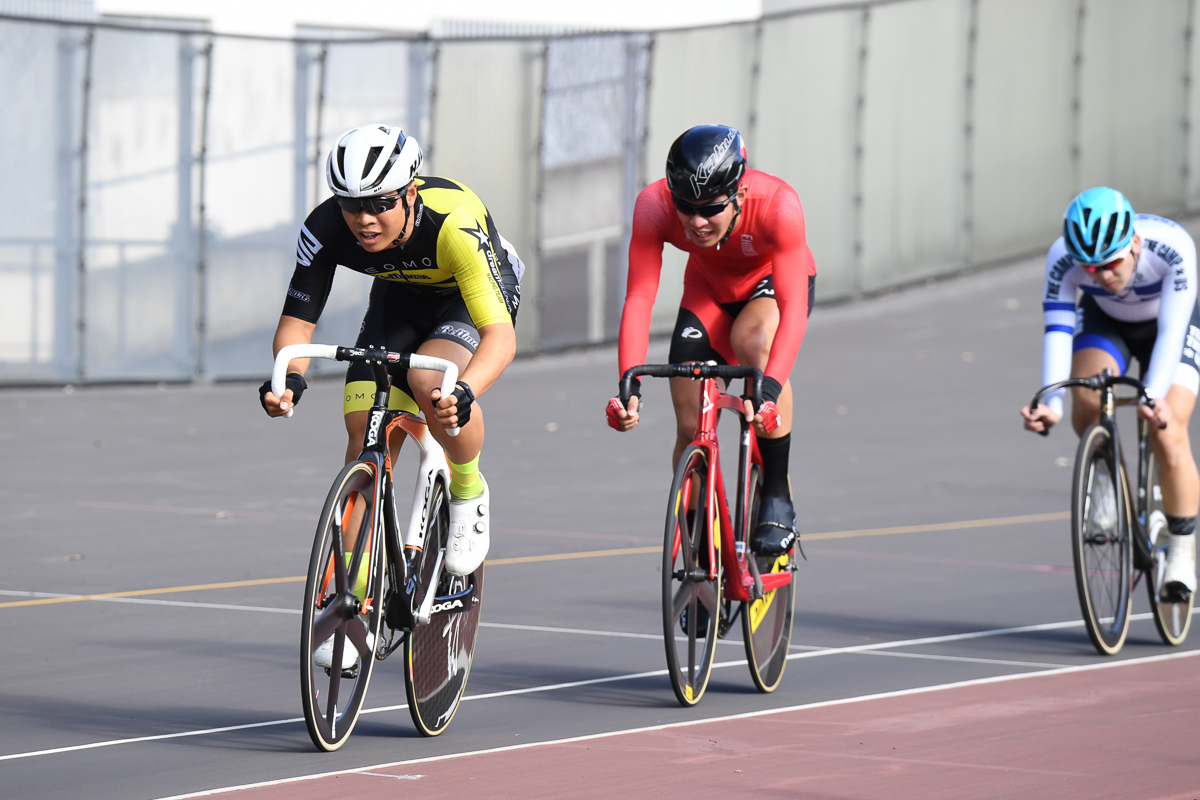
[
  {"xmin": 301, "ymin": 461, "xmax": 385, "ymax": 751},
  {"xmin": 405, "ymin": 480, "xmax": 484, "ymax": 736},
  {"xmin": 741, "ymin": 467, "xmax": 796, "ymax": 693},
  {"xmin": 662, "ymin": 444, "xmax": 721, "ymax": 707},
  {"xmin": 1071, "ymin": 425, "xmax": 1133, "ymax": 655}
]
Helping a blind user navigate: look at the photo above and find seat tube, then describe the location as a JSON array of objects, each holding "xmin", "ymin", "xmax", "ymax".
[{"xmin": 696, "ymin": 377, "xmax": 719, "ymax": 441}]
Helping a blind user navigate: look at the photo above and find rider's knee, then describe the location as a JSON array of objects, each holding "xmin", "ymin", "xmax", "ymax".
[
  {"xmin": 734, "ymin": 325, "xmax": 772, "ymax": 366},
  {"xmin": 1154, "ymin": 429, "xmax": 1194, "ymax": 470},
  {"xmin": 675, "ymin": 415, "xmax": 698, "ymax": 444}
]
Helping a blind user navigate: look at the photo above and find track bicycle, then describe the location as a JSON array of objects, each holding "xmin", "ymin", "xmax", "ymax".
[
  {"xmin": 271, "ymin": 344, "xmax": 484, "ymax": 751},
  {"xmin": 619, "ymin": 363, "xmax": 798, "ymax": 706},
  {"xmin": 1030, "ymin": 369, "xmax": 1194, "ymax": 655}
]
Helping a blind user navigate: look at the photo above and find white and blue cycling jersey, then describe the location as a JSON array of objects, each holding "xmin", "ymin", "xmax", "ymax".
[{"xmin": 1042, "ymin": 214, "xmax": 1199, "ymax": 416}]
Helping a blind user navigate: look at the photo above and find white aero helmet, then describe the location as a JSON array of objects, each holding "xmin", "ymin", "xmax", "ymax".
[{"xmin": 326, "ymin": 124, "xmax": 423, "ymax": 198}]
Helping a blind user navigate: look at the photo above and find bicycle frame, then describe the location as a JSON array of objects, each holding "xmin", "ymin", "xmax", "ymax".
[
  {"xmin": 623, "ymin": 362, "xmax": 794, "ymax": 602},
  {"xmin": 273, "ymin": 344, "xmax": 469, "ymax": 629},
  {"xmin": 690, "ymin": 377, "xmax": 793, "ymax": 602},
  {"xmin": 1031, "ymin": 370, "xmax": 1155, "ymax": 554}
]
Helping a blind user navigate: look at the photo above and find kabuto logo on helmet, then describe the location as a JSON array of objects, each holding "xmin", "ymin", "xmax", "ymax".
[{"xmin": 691, "ymin": 128, "xmax": 738, "ymax": 196}]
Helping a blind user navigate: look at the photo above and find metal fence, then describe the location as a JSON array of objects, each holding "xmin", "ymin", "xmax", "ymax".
[{"xmin": 2, "ymin": 0, "xmax": 1197, "ymax": 383}]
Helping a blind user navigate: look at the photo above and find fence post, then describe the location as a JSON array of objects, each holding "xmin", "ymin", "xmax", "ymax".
[
  {"xmin": 851, "ymin": 7, "xmax": 870, "ymax": 296},
  {"xmin": 75, "ymin": 26, "xmax": 94, "ymax": 384},
  {"xmin": 1070, "ymin": 0, "xmax": 1087, "ymax": 193},
  {"xmin": 963, "ymin": 0, "xmax": 980, "ymax": 264},
  {"xmin": 1184, "ymin": 0, "xmax": 1196, "ymax": 212},
  {"xmin": 196, "ymin": 36, "xmax": 213, "ymax": 380}
]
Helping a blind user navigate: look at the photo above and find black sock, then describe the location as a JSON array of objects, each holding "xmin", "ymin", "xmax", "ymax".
[
  {"xmin": 1167, "ymin": 515, "xmax": 1196, "ymax": 537},
  {"xmin": 758, "ymin": 433, "xmax": 791, "ymax": 499}
]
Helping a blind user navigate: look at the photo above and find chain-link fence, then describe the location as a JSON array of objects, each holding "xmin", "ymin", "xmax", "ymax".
[{"xmin": 2, "ymin": 0, "xmax": 1198, "ymax": 384}]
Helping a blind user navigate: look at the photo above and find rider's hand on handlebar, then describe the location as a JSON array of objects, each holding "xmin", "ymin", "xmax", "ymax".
[
  {"xmin": 259, "ymin": 373, "xmax": 306, "ymax": 417},
  {"xmin": 432, "ymin": 381, "xmax": 474, "ymax": 429},
  {"xmin": 1138, "ymin": 400, "xmax": 1171, "ymax": 429},
  {"xmin": 1020, "ymin": 404, "xmax": 1059, "ymax": 434},
  {"xmin": 607, "ymin": 395, "xmax": 639, "ymax": 432},
  {"xmin": 740, "ymin": 398, "xmax": 781, "ymax": 436}
]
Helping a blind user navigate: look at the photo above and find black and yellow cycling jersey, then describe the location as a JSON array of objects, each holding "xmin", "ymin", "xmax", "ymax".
[{"xmin": 282, "ymin": 175, "xmax": 522, "ymax": 329}]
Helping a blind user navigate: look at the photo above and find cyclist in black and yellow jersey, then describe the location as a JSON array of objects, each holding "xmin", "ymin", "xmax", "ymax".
[{"xmin": 261, "ymin": 123, "xmax": 521, "ymax": 584}]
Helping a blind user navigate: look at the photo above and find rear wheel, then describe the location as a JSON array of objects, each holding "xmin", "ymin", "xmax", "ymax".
[
  {"xmin": 662, "ymin": 445, "xmax": 720, "ymax": 707},
  {"xmin": 1071, "ymin": 425, "xmax": 1133, "ymax": 656},
  {"xmin": 741, "ymin": 466, "xmax": 795, "ymax": 693},
  {"xmin": 405, "ymin": 480, "xmax": 484, "ymax": 736},
  {"xmin": 1145, "ymin": 455, "xmax": 1194, "ymax": 646},
  {"xmin": 300, "ymin": 461, "xmax": 385, "ymax": 751}
]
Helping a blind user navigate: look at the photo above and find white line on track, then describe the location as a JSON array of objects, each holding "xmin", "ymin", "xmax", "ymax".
[
  {"xmin": 2, "ymin": 608, "xmax": 1194, "ymax": 765},
  {"xmin": 151, "ymin": 647, "xmax": 1200, "ymax": 800}
]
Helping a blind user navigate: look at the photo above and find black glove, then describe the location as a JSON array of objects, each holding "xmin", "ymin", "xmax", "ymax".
[
  {"xmin": 448, "ymin": 380, "xmax": 475, "ymax": 427},
  {"xmin": 758, "ymin": 376, "xmax": 782, "ymax": 408},
  {"xmin": 626, "ymin": 376, "xmax": 642, "ymax": 404},
  {"xmin": 259, "ymin": 372, "xmax": 307, "ymax": 413},
  {"xmin": 744, "ymin": 375, "xmax": 782, "ymax": 411}
]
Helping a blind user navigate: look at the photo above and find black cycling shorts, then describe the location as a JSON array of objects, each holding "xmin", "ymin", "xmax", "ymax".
[
  {"xmin": 1073, "ymin": 293, "xmax": 1200, "ymax": 391},
  {"xmin": 668, "ymin": 274, "xmax": 815, "ymax": 367},
  {"xmin": 343, "ymin": 280, "xmax": 511, "ymax": 414}
]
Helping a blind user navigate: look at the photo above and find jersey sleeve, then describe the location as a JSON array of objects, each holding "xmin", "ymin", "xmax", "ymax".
[
  {"xmin": 1145, "ymin": 233, "xmax": 1198, "ymax": 400},
  {"xmin": 761, "ymin": 186, "xmax": 816, "ymax": 385},
  {"xmin": 1040, "ymin": 243, "xmax": 1080, "ymax": 417},
  {"xmin": 281, "ymin": 208, "xmax": 339, "ymax": 323},
  {"xmin": 617, "ymin": 186, "xmax": 672, "ymax": 377},
  {"xmin": 438, "ymin": 206, "xmax": 512, "ymax": 329}
]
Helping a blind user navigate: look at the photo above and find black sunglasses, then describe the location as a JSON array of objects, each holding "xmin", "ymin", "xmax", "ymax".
[
  {"xmin": 671, "ymin": 195, "xmax": 736, "ymax": 218},
  {"xmin": 336, "ymin": 193, "xmax": 402, "ymax": 215}
]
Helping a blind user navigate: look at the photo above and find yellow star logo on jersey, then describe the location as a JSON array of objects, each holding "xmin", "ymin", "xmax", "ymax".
[{"xmin": 459, "ymin": 222, "xmax": 491, "ymax": 252}]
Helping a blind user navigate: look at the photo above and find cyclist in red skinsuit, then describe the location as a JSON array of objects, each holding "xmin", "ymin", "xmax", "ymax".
[{"xmin": 608, "ymin": 125, "xmax": 816, "ymax": 555}]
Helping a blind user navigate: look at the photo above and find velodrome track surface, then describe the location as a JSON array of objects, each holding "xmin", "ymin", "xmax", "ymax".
[{"xmin": 2, "ymin": 244, "xmax": 1199, "ymax": 799}]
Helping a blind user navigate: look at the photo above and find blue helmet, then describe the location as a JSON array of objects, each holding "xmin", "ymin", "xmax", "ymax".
[{"xmin": 1062, "ymin": 187, "xmax": 1135, "ymax": 264}]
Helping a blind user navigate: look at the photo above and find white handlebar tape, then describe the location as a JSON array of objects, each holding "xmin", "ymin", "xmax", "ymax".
[
  {"xmin": 269, "ymin": 345, "xmax": 460, "ymax": 434},
  {"xmin": 408, "ymin": 354, "xmax": 461, "ymax": 436}
]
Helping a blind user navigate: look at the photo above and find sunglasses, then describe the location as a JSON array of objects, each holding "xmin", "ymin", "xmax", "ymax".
[
  {"xmin": 336, "ymin": 193, "xmax": 402, "ymax": 215},
  {"xmin": 671, "ymin": 195, "xmax": 736, "ymax": 218},
  {"xmin": 1076, "ymin": 246, "xmax": 1131, "ymax": 274}
]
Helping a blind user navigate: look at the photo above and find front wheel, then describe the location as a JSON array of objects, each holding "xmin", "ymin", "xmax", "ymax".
[
  {"xmin": 662, "ymin": 444, "xmax": 720, "ymax": 707},
  {"xmin": 741, "ymin": 466, "xmax": 796, "ymax": 692},
  {"xmin": 1145, "ymin": 454, "xmax": 1194, "ymax": 646},
  {"xmin": 405, "ymin": 480, "xmax": 484, "ymax": 736},
  {"xmin": 300, "ymin": 461, "xmax": 385, "ymax": 752},
  {"xmin": 1071, "ymin": 424, "xmax": 1133, "ymax": 656}
]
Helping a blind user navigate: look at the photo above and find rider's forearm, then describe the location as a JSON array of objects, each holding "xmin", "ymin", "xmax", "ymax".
[
  {"xmin": 272, "ymin": 315, "xmax": 317, "ymax": 376},
  {"xmin": 458, "ymin": 321, "xmax": 515, "ymax": 396}
]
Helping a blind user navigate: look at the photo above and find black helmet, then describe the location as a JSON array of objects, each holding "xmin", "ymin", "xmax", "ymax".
[{"xmin": 665, "ymin": 125, "xmax": 747, "ymax": 202}]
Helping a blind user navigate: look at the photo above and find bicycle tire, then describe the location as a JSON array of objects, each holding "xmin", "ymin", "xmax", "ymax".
[
  {"xmin": 662, "ymin": 444, "xmax": 720, "ymax": 707},
  {"xmin": 1144, "ymin": 454, "xmax": 1194, "ymax": 646},
  {"xmin": 300, "ymin": 460, "xmax": 385, "ymax": 751},
  {"xmin": 405, "ymin": 479, "xmax": 484, "ymax": 736},
  {"xmin": 1070, "ymin": 424, "xmax": 1133, "ymax": 655},
  {"xmin": 741, "ymin": 465, "xmax": 795, "ymax": 693}
]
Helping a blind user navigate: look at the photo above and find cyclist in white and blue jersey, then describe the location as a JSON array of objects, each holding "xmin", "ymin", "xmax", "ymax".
[{"xmin": 1021, "ymin": 187, "xmax": 1198, "ymax": 599}]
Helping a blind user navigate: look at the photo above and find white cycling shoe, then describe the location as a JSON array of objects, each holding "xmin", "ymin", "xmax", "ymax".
[
  {"xmin": 1163, "ymin": 532, "xmax": 1197, "ymax": 597},
  {"xmin": 314, "ymin": 629, "xmax": 374, "ymax": 671},
  {"xmin": 1089, "ymin": 471, "xmax": 1118, "ymax": 531},
  {"xmin": 446, "ymin": 475, "xmax": 489, "ymax": 576}
]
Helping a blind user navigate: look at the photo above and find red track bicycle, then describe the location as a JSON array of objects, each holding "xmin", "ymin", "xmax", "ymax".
[{"xmin": 620, "ymin": 363, "xmax": 798, "ymax": 706}]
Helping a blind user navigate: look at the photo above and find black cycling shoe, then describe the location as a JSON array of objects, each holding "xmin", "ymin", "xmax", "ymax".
[{"xmin": 751, "ymin": 495, "xmax": 797, "ymax": 556}]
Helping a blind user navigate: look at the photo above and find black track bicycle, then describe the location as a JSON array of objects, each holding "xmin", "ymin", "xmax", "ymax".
[
  {"xmin": 272, "ymin": 343, "xmax": 484, "ymax": 751},
  {"xmin": 1030, "ymin": 369, "xmax": 1194, "ymax": 655}
]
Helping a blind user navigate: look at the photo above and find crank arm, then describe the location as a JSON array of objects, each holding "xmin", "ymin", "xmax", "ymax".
[{"xmin": 413, "ymin": 548, "xmax": 446, "ymax": 626}]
